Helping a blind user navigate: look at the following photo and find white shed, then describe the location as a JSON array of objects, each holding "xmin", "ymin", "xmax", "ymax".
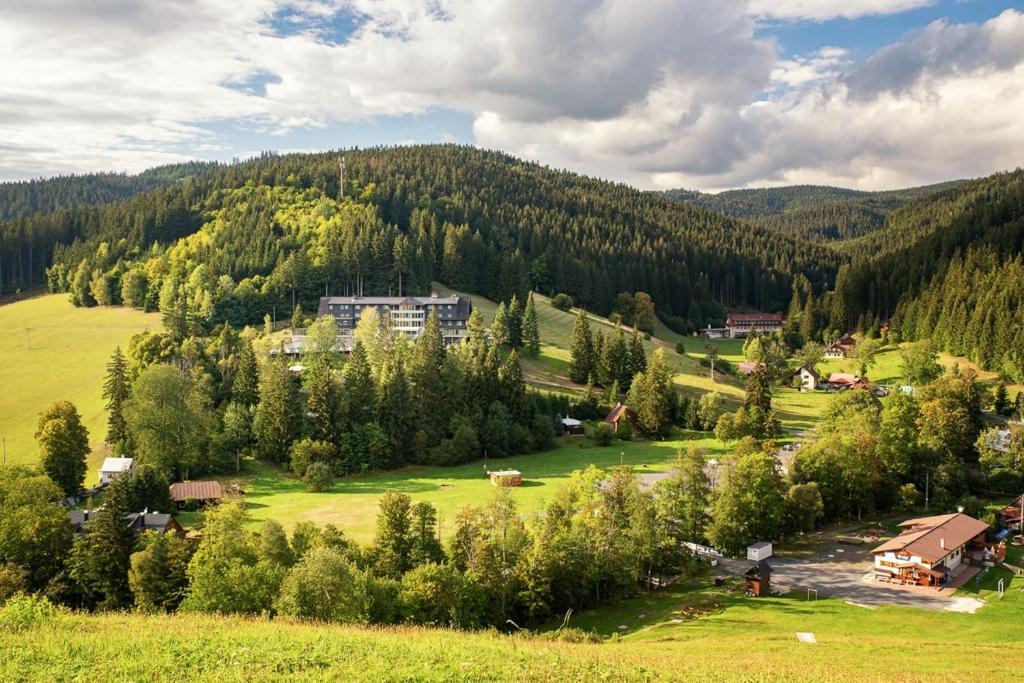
[
  {"xmin": 99, "ymin": 457, "xmax": 135, "ymax": 485},
  {"xmin": 747, "ymin": 541, "xmax": 773, "ymax": 562}
]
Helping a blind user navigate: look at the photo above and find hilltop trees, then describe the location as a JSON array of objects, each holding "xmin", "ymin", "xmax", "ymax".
[{"xmin": 35, "ymin": 401, "xmax": 90, "ymax": 497}]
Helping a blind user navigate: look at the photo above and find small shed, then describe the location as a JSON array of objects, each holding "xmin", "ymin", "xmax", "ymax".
[
  {"xmin": 489, "ymin": 469, "xmax": 523, "ymax": 487},
  {"xmin": 560, "ymin": 417, "xmax": 585, "ymax": 436},
  {"xmin": 99, "ymin": 457, "xmax": 135, "ymax": 485},
  {"xmin": 605, "ymin": 402, "xmax": 635, "ymax": 432},
  {"xmin": 170, "ymin": 480, "xmax": 223, "ymax": 509},
  {"xmin": 747, "ymin": 541, "xmax": 773, "ymax": 561},
  {"xmin": 745, "ymin": 560, "xmax": 772, "ymax": 597}
]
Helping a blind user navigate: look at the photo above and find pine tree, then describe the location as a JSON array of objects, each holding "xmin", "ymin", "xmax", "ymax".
[
  {"xmin": 377, "ymin": 358, "xmax": 415, "ymax": 463},
  {"xmin": 607, "ymin": 330, "xmax": 631, "ymax": 390},
  {"xmin": 499, "ymin": 349, "xmax": 528, "ymax": 423},
  {"xmin": 343, "ymin": 341, "xmax": 376, "ymax": 426},
  {"xmin": 507, "ymin": 295, "xmax": 523, "ymax": 348},
  {"xmin": 491, "ymin": 301, "xmax": 510, "ymax": 347},
  {"xmin": 467, "ymin": 308, "xmax": 486, "ymax": 344},
  {"xmin": 743, "ymin": 366, "xmax": 772, "ymax": 413},
  {"xmin": 232, "ymin": 341, "xmax": 259, "ymax": 407},
  {"xmin": 409, "ymin": 311, "xmax": 449, "ymax": 440},
  {"xmin": 68, "ymin": 496, "xmax": 136, "ymax": 609},
  {"xmin": 307, "ymin": 358, "xmax": 340, "ymax": 444},
  {"xmin": 103, "ymin": 346, "xmax": 131, "ymax": 450},
  {"xmin": 800, "ymin": 291, "xmax": 817, "ymax": 343},
  {"xmin": 521, "ymin": 294, "xmax": 541, "ymax": 358},
  {"xmin": 372, "ymin": 491, "xmax": 413, "ymax": 579},
  {"xmin": 569, "ymin": 308, "xmax": 593, "ymax": 384},
  {"xmin": 253, "ymin": 358, "xmax": 300, "ymax": 464},
  {"xmin": 994, "ymin": 381, "xmax": 1009, "ymax": 415},
  {"xmin": 409, "ymin": 501, "xmax": 444, "ymax": 567},
  {"xmin": 628, "ymin": 329, "xmax": 646, "ymax": 380}
]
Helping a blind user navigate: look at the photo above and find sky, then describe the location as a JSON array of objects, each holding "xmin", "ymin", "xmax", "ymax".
[{"xmin": 1, "ymin": 0, "xmax": 1023, "ymax": 191}]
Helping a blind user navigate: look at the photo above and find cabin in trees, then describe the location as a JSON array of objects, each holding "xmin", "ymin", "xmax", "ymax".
[
  {"xmin": 559, "ymin": 417, "xmax": 585, "ymax": 436},
  {"xmin": 317, "ymin": 293, "xmax": 473, "ymax": 346},
  {"xmin": 170, "ymin": 481, "xmax": 223, "ymax": 510},
  {"xmin": 872, "ymin": 513, "xmax": 990, "ymax": 588},
  {"xmin": 99, "ymin": 457, "xmax": 135, "ymax": 485},
  {"xmin": 724, "ymin": 313, "xmax": 784, "ymax": 339},
  {"xmin": 605, "ymin": 402, "xmax": 635, "ymax": 432},
  {"xmin": 69, "ymin": 509, "xmax": 184, "ymax": 536},
  {"xmin": 824, "ymin": 334, "xmax": 857, "ymax": 359},
  {"xmin": 489, "ymin": 469, "xmax": 523, "ymax": 487},
  {"xmin": 738, "ymin": 362, "xmax": 766, "ymax": 376}
]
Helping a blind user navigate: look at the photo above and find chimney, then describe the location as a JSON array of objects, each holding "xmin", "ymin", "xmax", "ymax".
[{"xmin": 940, "ymin": 538, "xmax": 945, "ymax": 550}]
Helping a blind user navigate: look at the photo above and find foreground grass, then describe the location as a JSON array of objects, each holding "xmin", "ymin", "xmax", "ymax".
[
  {"xmin": 189, "ymin": 433, "xmax": 730, "ymax": 540},
  {"xmin": 0, "ymin": 294, "xmax": 160, "ymax": 476},
  {"xmin": 5, "ymin": 556, "xmax": 1023, "ymax": 682}
]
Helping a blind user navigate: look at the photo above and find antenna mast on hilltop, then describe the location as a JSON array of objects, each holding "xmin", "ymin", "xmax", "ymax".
[{"xmin": 338, "ymin": 156, "xmax": 345, "ymax": 200}]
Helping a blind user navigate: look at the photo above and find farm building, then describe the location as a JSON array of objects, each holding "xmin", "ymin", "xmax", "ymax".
[
  {"xmin": 170, "ymin": 480, "xmax": 223, "ymax": 509},
  {"xmin": 871, "ymin": 513, "xmax": 994, "ymax": 588},
  {"xmin": 99, "ymin": 457, "xmax": 135, "ymax": 485},
  {"xmin": 605, "ymin": 402, "xmax": 635, "ymax": 432},
  {"xmin": 489, "ymin": 470, "xmax": 523, "ymax": 487},
  {"xmin": 559, "ymin": 417, "xmax": 585, "ymax": 436}
]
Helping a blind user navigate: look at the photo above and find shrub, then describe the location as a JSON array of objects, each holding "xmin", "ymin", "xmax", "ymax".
[
  {"xmin": 550, "ymin": 293, "xmax": 573, "ymax": 312},
  {"xmin": 616, "ymin": 420, "xmax": 633, "ymax": 441},
  {"xmin": 305, "ymin": 461, "xmax": 334, "ymax": 492},
  {"xmin": 593, "ymin": 422, "xmax": 614, "ymax": 446},
  {"xmin": 275, "ymin": 546, "xmax": 364, "ymax": 622},
  {"xmin": 399, "ymin": 563, "xmax": 486, "ymax": 629},
  {"xmin": 675, "ymin": 341, "xmax": 686, "ymax": 355},
  {"xmin": 0, "ymin": 594, "xmax": 66, "ymax": 632}
]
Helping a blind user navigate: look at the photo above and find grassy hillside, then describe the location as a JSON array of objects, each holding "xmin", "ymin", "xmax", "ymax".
[
  {"xmin": 0, "ymin": 294, "xmax": 161, "ymax": 476},
  {"xmin": 3, "ymin": 550, "xmax": 1021, "ymax": 682}
]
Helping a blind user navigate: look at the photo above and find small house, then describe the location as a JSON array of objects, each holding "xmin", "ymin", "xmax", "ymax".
[
  {"xmin": 489, "ymin": 469, "xmax": 523, "ymax": 487},
  {"xmin": 124, "ymin": 511, "xmax": 185, "ymax": 536},
  {"xmin": 560, "ymin": 417, "xmax": 585, "ymax": 436},
  {"xmin": 170, "ymin": 480, "xmax": 223, "ymax": 510},
  {"xmin": 745, "ymin": 560, "xmax": 772, "ymax": 597},
  {"xmin": 824, "ymin": 334, "xmax": 857, "ymax": 359},
  {"xmin": 747, "ymin": 541, "xmax": 773, "ymax": 562},
  {"xmin": 787, "ymin": 365, "xmax": 819, "ymax": 391},
  {"xmin": 605, "ymin": 402, "xmax": 635, "ymax": 432},
  {"xmin": 826, "ymin": 373, "xmax": 869, "ymax": 391},
  {"xmin": 99, "ymin": 457, "xmax": 135, "ymax": 485}
]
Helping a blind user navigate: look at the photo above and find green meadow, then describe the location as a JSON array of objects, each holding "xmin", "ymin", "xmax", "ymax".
[{"xmin": 0, "ymin": 294, "xmax": 161, "ymax": 477}]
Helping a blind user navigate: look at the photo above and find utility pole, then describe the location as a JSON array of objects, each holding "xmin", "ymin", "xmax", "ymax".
[
  {"xmin": 924, "ymin": 471, "xmax": 929, "ymax": 512},
  {"xmin": 25, "ymin": 327, "xmax": 31, "ymax": 350}
]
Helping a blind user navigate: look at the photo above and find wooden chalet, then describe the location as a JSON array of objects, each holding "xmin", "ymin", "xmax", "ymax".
[
  {"xmin": 170, "ymin": 480, "xmax": 223, "ymax": 510},
  {"xmin": 824, "ymin": 334, "xmax": 857, "ymax": 359},
  {"xmin": 559, "ymin": 417, "xmax": 585, "ymax": 436},
  {"xmin": 872, "ymin": 513, "xmax": 992, "ymax": 588}
]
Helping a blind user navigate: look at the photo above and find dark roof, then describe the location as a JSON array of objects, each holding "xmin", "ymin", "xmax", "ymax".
[
  {"xmin": 318, "ymin": 295, "xmax": 471, "ymax": 318},
  {"xmin": 124, "ymin": 512, "xmax": 177, "ymax": 533},
  {"xmin": 726, "ymin": 313, "xmax": 784, "ymax": 323},
  {"xmin": 68, "ymin": 510, "xmax": 88, "ymax": 533},
  {"xmin": 170, "ymin": 480, "xmax": 223, "ymax": 502}
]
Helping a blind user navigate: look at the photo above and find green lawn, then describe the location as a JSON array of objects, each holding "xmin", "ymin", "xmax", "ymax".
[
  {"xmin": 0, "ymin": 294, "xmax": 161, "ymax": 478},
  {"xmin": 188, "ymin": 432, "xmax": 730, "ymax": 541}
]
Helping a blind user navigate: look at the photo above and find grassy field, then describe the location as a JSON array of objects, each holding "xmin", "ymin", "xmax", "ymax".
[
  {"xmin": 0, "ymin": 294, "xmax": 160, "ymax": 477},
  {"xmin": 183, "ymin": 432, "xmax": 730, "ymax": 540},
  {"xmin": 4, "ymin": 547, "xmax": 1022, "ymax": 681}
]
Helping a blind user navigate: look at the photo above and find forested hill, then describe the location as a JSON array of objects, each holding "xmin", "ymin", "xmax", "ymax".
[
  {"xmin": 666, "ymin": 181, "xmax": 962, "ymax": 242},
  {"xmin": 829, "ymin": 169, "xmax": 1024, "ymax": 381},
  {"xmin": 0, "ymin": 162, "xmax": 217, "ymax": 222},
  {"xmin": 1, "ymin": 145, "xmax": 842, "ymax": 331}
]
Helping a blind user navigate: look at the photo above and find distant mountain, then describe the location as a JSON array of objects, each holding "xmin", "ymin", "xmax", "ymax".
[{"xmin": 665, "ymin": 181, "xmax": 964, "ymax": 241}]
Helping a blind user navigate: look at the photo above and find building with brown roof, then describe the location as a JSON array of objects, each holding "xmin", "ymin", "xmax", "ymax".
[
  {"xmin": 871, "ymin": 513, "xmax": 989, "ymax": 588},
  {"xmin": 824, "ymin": 334, "xmax": 857, "ymax": 359},
  {"xmin": 605, "ymin": 402, "xmax": 635, "ymax": 432},
  {"xmin": 170, "ymin": 481, "xmax": 223, "ymax": 509},
  {"xmin": 724, "ymin": 313, "xmax": 784, "ymax": 339}
]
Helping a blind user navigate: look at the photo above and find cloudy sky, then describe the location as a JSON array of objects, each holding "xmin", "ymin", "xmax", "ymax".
[{"xmin": 2, "ymin": 0, "xmax": 1023, "ymax": 191}]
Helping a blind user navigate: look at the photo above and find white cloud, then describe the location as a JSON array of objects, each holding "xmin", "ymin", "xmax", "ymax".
[
  {"xmin": 0, "ymin": 1, "xmax": 1022, "ymax": 192},
  {"xmin": 748, "ymin": 0, "xmax": 934, "ymax": 22}
]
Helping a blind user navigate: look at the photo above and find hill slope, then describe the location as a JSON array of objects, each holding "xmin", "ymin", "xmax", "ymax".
[{"xmin": 0, "ymin": 294, "xmax": 161, "ymax": 471}]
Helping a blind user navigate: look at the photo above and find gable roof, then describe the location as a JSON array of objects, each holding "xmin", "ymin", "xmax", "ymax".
[
  {"xmin": 827, "ymin": 372, "xmax": 860, "ymax": 385},
  {"xmin": 100, "ymin": 457, "xmax": 134, "ymax": 473},
  {"xmin": 605, "ymin": 402, "xmax": 630, "ymax": 424},
  {"xmin": 170, "ymin": 480, "xmax": 223, "ymax": 502},
  {"xmin": 872, "ymin": 513, "xmax": 989, "ymax": 563}
]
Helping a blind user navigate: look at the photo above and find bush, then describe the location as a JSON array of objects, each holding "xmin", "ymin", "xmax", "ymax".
[
  {"xmin": 0, "ymin": 594, "xmax": 66, "ymax": 632},
  {"xmin": 538, "ymin": 627, "xmax": 602, "ymax": 644},
  {"xmin": 399, "ymin": 563, "xmax": 486, "ymax": 628},
  {"xmin": 550, "ymin": 293, "xmax": 573, "ymax": 312},
  {"xmin": 305, "ymin": 461, "xmax": 334, "ymax": 492},
  {"xmin": 675, "ymin": 341, "xmax": 686, "ymax": 355},
  {"xmin": 275, "ymin": 546, "xmax": 363, "ymax": 622},
  {"xmin": 593, "ymin": 422, "xmax": 615, "ymax": 446}
]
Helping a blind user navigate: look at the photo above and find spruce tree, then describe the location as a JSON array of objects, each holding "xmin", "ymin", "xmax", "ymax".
[
  {"xmin": 993, "ymin": 381, "xmax": 1009, "ymax": 416},
  {"xmin": 307, "ymin": 358, "xmax": 340, "ymax": 443},
  {"xmin": 499, "ymin": 349, "xmax": 528, "ymax": 423},
  {"xmin": 372, "ymin": 491, "xmax": 413, "ymax": 579},
  {"xmin": 491, "ymin": 302, "xmax": 510, "ymax": 347},
  {"xmin": 521, "ymin": 294, "xmax": 541, "ymax": 358},
  {"xmin": 743, "ymin": 366, "xmax": 772, "ymax": 413},
  {"xmin": 569, "ymin": 308, "xmax": 594, "ymax": 384},
  {"xmin": 68, "ymin": 496, "xmax": 136, "ymax": 609},
  {"xmin": 629, "ymin": 329, "xmax": 647, "ymax": 379},
  {"xmin": 253, "ymin": 358, "xmax": 300, "ymax": 464},
  {"xmin": 800, "ymin": 291, "xmax": 817, "ymax": 343},
  {"xmin": 103, "ymin": 346, "xmax": 131, "ymax": 451},
  {"xmin": 507, "ymin": 295, "xmax": 523, "ymax": 348},
  {"xmin": 409, "ymin": 311, "xmax": 449, "ymax": 440},
  {"xmin": 232, "ymin": 341, "xmax": 259, "ymax": 407},
  {"xmin": 343, "ymin": 341, "xmax": 376, "ymax": 426},
  {"xmin": 377, "ymin": 359, "xmax": 415, "ymax": 463},
  {"xmin": 467, "ymin": 308, "xmax": 486, "ymax": 344}
]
